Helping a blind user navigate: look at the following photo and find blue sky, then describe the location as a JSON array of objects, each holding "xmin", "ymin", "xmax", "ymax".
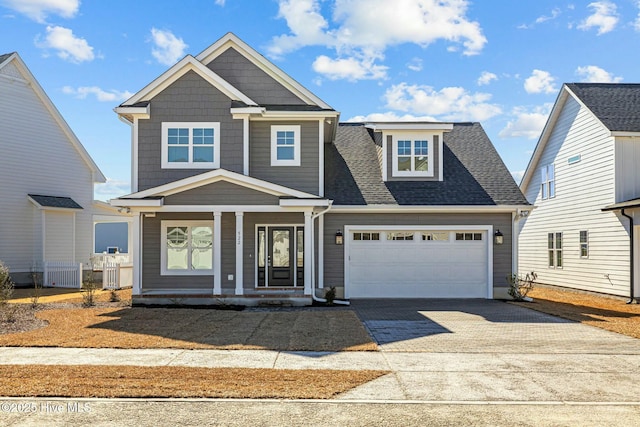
[{"xmin": 2, "ymin": 0, "xmax": 639, "ymax": 201}]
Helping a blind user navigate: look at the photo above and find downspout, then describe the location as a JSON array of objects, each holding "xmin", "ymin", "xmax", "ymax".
[
  {"xmin": 620, "ymin": 209, "xmax": 637, "ymax": 304},
  {"xmin": 310, "ymin": 202, "xmax": 349, "ymax": 306}
]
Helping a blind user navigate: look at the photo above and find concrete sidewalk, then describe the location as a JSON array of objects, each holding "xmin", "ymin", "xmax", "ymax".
[{"xmin": 2, "ymin": 346, "xmax": 640, "ymax": 403}]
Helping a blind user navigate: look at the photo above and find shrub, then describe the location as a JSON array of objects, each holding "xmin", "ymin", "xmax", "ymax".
[
  {"xmin": 507, "ymin": 271, "xmax": 537, "ymax": 301},
  {"xmin": 324, "ymin": 286, "xmax": 337, "ymax": 305},
  {"xmin": 0, "ymin": 260, "xmax": 17, "ymax": 323}
]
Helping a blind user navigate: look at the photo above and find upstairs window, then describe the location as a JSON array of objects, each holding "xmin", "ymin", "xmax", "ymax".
[
  {"xmin": 541, "ymin": 163, "xmax": 555, "ymax": 199},
  {"xmin": 161, "ymin": 122, "xmax": 220, "ymax": 169},
  {"xmin": 271, "ymin": 125, "xmax": 301, "ymax": 166},
  {"xmin": 392, "ymin": 135, "xmax": 433, "ymax": 177}
]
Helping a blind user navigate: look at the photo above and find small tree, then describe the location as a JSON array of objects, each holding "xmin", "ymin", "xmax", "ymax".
[
  {"xmin": 30, "ymin": 264, "xmax": 42, "ymax": 308},
  {"xmin": 82, "ymin": 256, "xmax": 99, "ymax": 308},
  {"xmin": 507, "ymin": 271, "xmax": 537, "ymax": 301},
  {"xmin": 0, "ymin": 260, "xmax": 17, "ymax": 322}
]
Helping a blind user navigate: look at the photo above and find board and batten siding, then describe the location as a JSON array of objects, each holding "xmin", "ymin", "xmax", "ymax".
[
  {"xmin": 136, "ymin": 71, "xmax": 244, "ymax": 191},
  {"xmin": 323, "ymin": 212, "xmax": 513, "ymax": 297},
  {"xmin": 518, "ymin": 95, "xmax": 630, "ymax": 296},
  {"xmin": 0, "ymin": 61, "xmax": 95, "ymax": 278},
  {"xmin": 249, "ymin": 121, "xmax": 320, "ymax": 195}
]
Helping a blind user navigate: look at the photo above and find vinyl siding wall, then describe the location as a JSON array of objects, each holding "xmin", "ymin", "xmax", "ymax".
[
  {"xmin": 163, "ymin": 181, "xmax": 281, "ymax": 205},
  {"xmin": 519, "ymin": 95, "xmax": 630, "ymax": 296},
  {"xmin": 615, "ymin": 136, "xmax": 640, "ymax": 203},
  {"xmin": 136, "ymin": 71, "xmax": 244, "ymax": 190},
  {"xmin": 323, "ymin": 212, "xmax": 513, "ymax": 296},
  {"xmin": 0, "ymin": 61, "xmax": 95, "ymax": 278},
  {"xmin": 249, "ymin": 121, "xmax": 320, "ymax": 195}
]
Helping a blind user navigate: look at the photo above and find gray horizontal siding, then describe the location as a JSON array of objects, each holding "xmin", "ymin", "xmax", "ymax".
[
  {"xmin": 163, "ymin": 181, "xmax": 280, "ymax": 205},
  {"xmin": 137, "ymin": 71, "xmax": 244, "ymax": 191},
  {"xmin": 249, "ymin": 121, "xmax": 320, "ymax": 195},
  {"xmin": 206, "ymin": 47, "xmax": 305, "ymax": 106},
  {"xmin": 323, "ymin": 212, "xmax": 513, "ymax": 292}
]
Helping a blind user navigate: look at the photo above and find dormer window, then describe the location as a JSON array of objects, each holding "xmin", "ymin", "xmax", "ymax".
[
  {"xmin": 392, "ymin": 134, "xmax": 434, "ymax": 177},
  {"xmin": 161, "ymin": 122, "xmax": 220, "ymax": 169}
]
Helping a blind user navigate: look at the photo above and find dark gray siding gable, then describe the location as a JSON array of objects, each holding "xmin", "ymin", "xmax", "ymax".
[
  {"xmin": 137, "ymin": 71, "xmax": 244, "ymax": 191},
  {"xmin": 163, "ymin": 181, "xmax": 280, "ymax": 206},
  {"xmin": 206, "ymin": 47, "xmax": 305, "ymax": 106}
]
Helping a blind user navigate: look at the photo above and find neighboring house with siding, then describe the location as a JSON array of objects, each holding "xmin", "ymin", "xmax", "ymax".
[
  {"xmin": 519, "ymin": 83, "xmax": 640, "ymax": 302},
  {"xmin": 0, "ymin": 52, "xmax": 107, "ymax": 284},
  {"xmin": 111, "ymin": 33, "xmax": 530, "ymax": 305}
]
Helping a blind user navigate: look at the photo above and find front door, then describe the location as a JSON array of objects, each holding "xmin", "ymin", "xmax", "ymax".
[{"xmin": 257, "ymin": 226, "xmax": 304, "ymax": 287}]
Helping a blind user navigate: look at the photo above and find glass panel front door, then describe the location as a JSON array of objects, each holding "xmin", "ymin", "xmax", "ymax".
[{"xmin": 256, "ymin": 226, "xmax": 303, "ymax": 287}]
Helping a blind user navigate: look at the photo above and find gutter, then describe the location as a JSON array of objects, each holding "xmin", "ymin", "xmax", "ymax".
[{"xmin": 620, "ymin": 209, "xmax": 637, "ymax": 304}]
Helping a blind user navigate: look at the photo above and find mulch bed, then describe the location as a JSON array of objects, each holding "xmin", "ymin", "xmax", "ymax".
[
  {"xmin": 0, "ymin": 365, "xmax": 388, "ymax": 399},
  {"xmin": 510, "ymin": 286, "xmax": 640, "ymax": 339}
]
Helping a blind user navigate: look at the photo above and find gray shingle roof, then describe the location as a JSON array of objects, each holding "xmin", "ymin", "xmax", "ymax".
[
  {"xmin": 325, "ymin": 123, "xmax": 529, "ymax": 206},
  {"xmin": 28, "ymin": 194, "xmax": 83, "ymax": 210},
  {"xmin": 0, "ymin": 52, "xmax": 14, "ymax": 66},
  {"xmin": 566, "ymin": 83, "xmax": 640, "ymax": 132}
]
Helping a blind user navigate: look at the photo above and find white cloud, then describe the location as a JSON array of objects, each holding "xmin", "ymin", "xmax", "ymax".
[
  {"xmin": 312, "ymin": 55, "xmax": 388, "ymax": 81},
  {"xmin": 62, "ymin": 86, "xmax": 133, "ymax": 102},
  {"xmin": 524, "ymin": 69, "xmax": 556, "ymax": 94},
  {"xmin": 347, "ymin": 112, "xmax": 438, "ymax": 122},
  {"xmin": 215, "ymin": 0, "xmax": 226, "ymax": 5},
  {"xmin": 499, "ymin": 104, "xmax": 552, "ymax": 140},
  {"xmin": 477, "ymin": 71, "xmax": 497, "ymax": 86},
  {"xmin": 578, "ymin": 1, "xmax": 619, "ymax": 35},
  {"xmin": 383, "ymin": 83, "xmax": 502, "ymax": 122},
  {"xmin": 150, "ymin": 28, "xmax": 188, "ymax": 66},
  {"xmin": 511, "ymin": 170, "xmax": 525, "ymax": 183},
  {"xmin": 94, "ymin": 178, "xmax": 131, "ymax": 201},
  {"xmin": 634, "ymin": 1, "xmax": 640, "ymax": 31},
  {"xmin": 268, "ymin": 0, "xmax": 487, "ymax": 81},
  {"xmin": 37, "ymin": 25, "xmax": 95, "ymax": 63},
  {"xmin": 0, "ymin": 0, "xmax": 79, "ymax": 23},
  {"xmin": 575, "ymin": 65, "xmax": 622, "ymax": 82},
  {"xmin": 407, "ymin": 57, "xmax": 423, "ymax": 72}
]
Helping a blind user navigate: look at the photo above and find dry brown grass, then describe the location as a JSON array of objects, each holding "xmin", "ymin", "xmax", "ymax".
[
  {"xmin": 0, "ymin": 365, "xmax": 388, "ymax": 399},
  {"xmin": 0, "ymin": 306, "xmax": 377, "ymax": 351},
  {"xmin": 511, "ymin": 286, "xmax": 640, "ymax": 339}
]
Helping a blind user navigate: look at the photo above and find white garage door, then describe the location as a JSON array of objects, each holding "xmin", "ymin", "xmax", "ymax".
[{"xmin": 347, "ymin": 229, "xmax": 490, "ymax": 298}]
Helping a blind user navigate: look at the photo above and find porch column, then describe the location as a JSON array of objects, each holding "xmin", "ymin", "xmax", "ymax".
[
  {"xmin": 304, "ymin": 211, "xmax": 313, "ymax": 295},
  {"xmin": 213, "ymin": 211, "xmax": 222, "ymax": 295},
  {"xmin": 235, "ymin": 211, "xmax": 244, "ymax": 295},
  {"xmin": 131, "ymin": 213, "xmax": 141, "ymax": 295}
]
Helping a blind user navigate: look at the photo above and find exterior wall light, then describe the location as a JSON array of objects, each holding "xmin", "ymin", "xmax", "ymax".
[
  {"xmin": 335, "ymin": 230, "xmax": 343, "ymax": 245},
  {"xmin": 494, "ymin": 229, "xmax": 504, "ymax": 245}
]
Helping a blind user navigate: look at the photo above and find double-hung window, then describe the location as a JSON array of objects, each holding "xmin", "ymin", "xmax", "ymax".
[
  {"xmin": 541, "ymin": 164, "xmax": 555, "ymax": 199},
  {"xmin": 580, "ymin": 230, "xmax": 589, "ymax": 258},
  {"xmin": 271, "ymin": 125, "xmax": 301, "ymax": 166},
  {"xmin": 392, "ymin": 135, "xmax": 433, "ymax": 177},
  {"xmin": 161, "ymin": 122, "xmax": 220, "ymax": 169},
  {"xmin": 161, "ymin": 221, "xmax": 214, "ymax": 275},
  {"xmin": 548, "ymin": 232, "xmax": 563, "ymax": 268}
]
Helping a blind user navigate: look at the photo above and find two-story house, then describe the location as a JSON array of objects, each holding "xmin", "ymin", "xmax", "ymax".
[
  {"xmin": 111, "ymin": 33, "xmax": 529, "ymax": 305},
  {"xmin": 519, "ymin": 83, "xmax": 640, "ymax": 302},
  {"xmin": 0, "ymin": 52, "xmax": 109, "ymax": 286}
]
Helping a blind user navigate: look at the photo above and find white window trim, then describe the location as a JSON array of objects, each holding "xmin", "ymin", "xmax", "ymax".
[
  {"xmin": 580, "ymin": 230, "xmax": 589, "ymax": 259},
  {"xmin": 161, "ymin": 122, "xmax": 221, "ymax": 169},
  {"xmin": 541, "ymin": 163, "xmax": 555, "ymax": 200},
  {"xmin": 391, "ymin": 133, "xmax": 434, "ymax": 177},
  {"xmin": 271, "ymin": 125, "xmax": 301, "ymax": 166},
  {"xmin": 161, "ymin": 220, "xmax": 214, "ymax": 276},
  {"xmin": 548, "ymin": 232, "xmax": 563, "ymax": 269}
]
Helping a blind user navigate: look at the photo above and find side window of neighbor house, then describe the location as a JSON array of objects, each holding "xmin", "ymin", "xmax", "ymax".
[
  {"xmin": 271, "ymin": 125, "xmax": 301, "ymax": 166},
  {"xmin": 580, "ymin": 230, "xmax": 588, "ymax": 258},
  {"xmin": 548, "ymin": 232, "xmax": 563, "ymax": 268},
  {"xmin": 541, "ymin": 163, "xmax": 555, "ymax": 200},
  {"xmin": 161, "ymin": 122, "xmax": 220, "ymax": 169}
]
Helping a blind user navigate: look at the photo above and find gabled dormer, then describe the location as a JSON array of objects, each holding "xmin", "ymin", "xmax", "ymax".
[{"xmin": 364, "ymin": 122, "xmax": 453, "ymax": 181}]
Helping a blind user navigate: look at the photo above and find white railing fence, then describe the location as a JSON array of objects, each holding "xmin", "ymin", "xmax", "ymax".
[
  {"xmin": 43, "ymin": 261, "xmax": 83, "ymax": 288},
  {"xmin": 92, "ymin": 253, "xmax": 131, "ymax": 271},
  {"xmin": 102, "ymin": 262, "xmax": 133, "ymax": 290}
]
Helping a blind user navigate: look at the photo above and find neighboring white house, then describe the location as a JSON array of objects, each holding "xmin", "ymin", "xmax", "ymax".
[
  {"xmin": 0, "ymin": 52, "xmax": 108, "ymax": 285},
  {"xmin": 519, "ymin": 83, "xmax": 640, "ymax": 302}
]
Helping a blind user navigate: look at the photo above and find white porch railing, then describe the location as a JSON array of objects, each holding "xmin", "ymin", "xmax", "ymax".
[
  {"xmin": 43, "ymin": 261, "xmax": 83, "ymax": 288},
  {"xmin": 102, "ymin": 262, "xmax": 133, "ymax": 290},
  {"xmin": 92, "ymin": 253, "xmax": 131, "ymax": 271}
]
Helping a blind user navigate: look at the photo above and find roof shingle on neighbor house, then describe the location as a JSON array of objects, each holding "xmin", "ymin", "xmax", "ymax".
[
  {"xmin": 566, "ymin": 83, "xmax": 640, "ymax": 132},
  {"xmin": 325, "ymin": 122, "xmax": 529, "ymax": 206},
  {"xmin": 27, "ymin": 194, "xmax": 83, "ymax": 210},
  {"xmin": 0, "ymin": 52, "xmax": 15, "ymax": 65}
]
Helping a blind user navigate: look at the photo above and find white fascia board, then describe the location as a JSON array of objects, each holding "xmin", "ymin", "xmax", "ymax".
[
  {"xmin": 124, "ymin": 169, "xmax": 320, "ymax": 200},
  {"xmin": 230, "ymin": 107, "xmax": 266, "ymax": 116},
  {"xmin": 121, "ymin": 55, "xmax": 256, "ymax": 107},
  {"xmin": 259, "ymin": 110, "xmax": 340, "ymax": 119},
  {"xmin": 9, "ymin": 53, "xmax": 106, "ymax": 183},
  {"xmin": 195, "ymin": 33, "xmax": 333, "ymax": 110},
  {"xmin": 365, "ymin": 123, "xmax": 454, "ymax": 132},
  {"xmin": 110, "ymin": 199, "xmax": 163, "ymax": 207},
  {"xmin": 114, "ymin": 104, "xmax": 150, "ymax": 119},
  {"xmin": 611, "ymin": 131, "xmax": 640, "ymax": 137},
  {"xmin": 279, "ymin": 199, "xmax": 330, "ymax": 207},
  {"xmin": 132, "ymin": 205, "xmax": 316, "ymax": 213},
  {"xmin": 330, "ymin": 205, "xmax": 530, "ymax": 213}
]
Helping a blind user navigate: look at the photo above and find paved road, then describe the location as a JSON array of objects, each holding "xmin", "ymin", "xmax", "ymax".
[{"xmin": 2, "ymin": 298, "xmax": 640, "ymax": 425}]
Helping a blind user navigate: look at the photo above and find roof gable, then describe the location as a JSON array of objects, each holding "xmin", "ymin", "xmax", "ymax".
[
  {"xmin": 0, "ymin": 53, "xmax": 105, "ymax": 183},
  {"xmin": 196, "ymin": 33, "xmax": 332, "ymax": 110},
  {"xmin": 566, "ymin": 83, "xmax": 640, "ymax": 133}
]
